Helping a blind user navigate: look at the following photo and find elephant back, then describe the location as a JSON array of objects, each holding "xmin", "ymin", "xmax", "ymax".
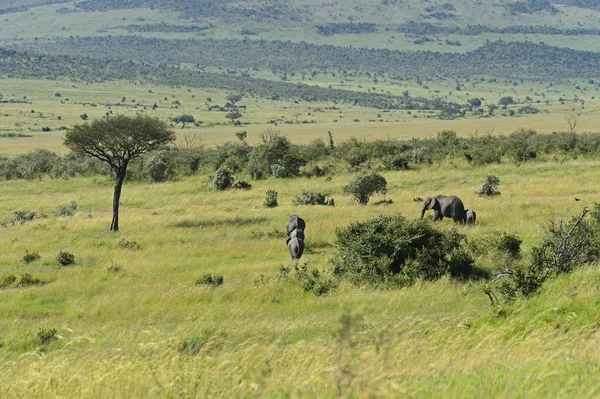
[
  {"xmin": 288, "ymin": 237, "xmax": 304, "ymax": 259},
  {"xmin": 288, "ymin": 228, "xmax": 305, "ymax": 241},
  {"xmin": 286, "ymin": 215, "xmax": 306, "ymax": 235}
]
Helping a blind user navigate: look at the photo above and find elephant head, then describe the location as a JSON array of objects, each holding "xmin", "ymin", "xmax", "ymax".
[{"xmin": 421, "ymin": 197, "xmax": 439, "ymax": 219}]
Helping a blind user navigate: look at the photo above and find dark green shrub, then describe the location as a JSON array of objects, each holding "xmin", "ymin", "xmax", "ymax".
[
  {"xmin": 264, "ymin": 189, "xmax": 278, "ymax": 208},
  {"xmin": 16, "ymin": 273, "xmax": 42, "ymax": 287},
  {"xmin": 56, "ymin": 251, "xmax": 75, "ymax": 266},
  {"xmin": 54, "ymin": 201, "xmax": 77, "ymax": 217},
  {"xmin": 11, "ymin": 211, "xmax": 36, "ymax": 224},
  {"xmin": 213, "ymin": 166, "xmax": 234, "ymax": 190},
  {"xmin": 497, "ymin": 209, "xmax": 600, "ymax": 302},
  {"xmin": 36, "ymin": 328, "xmax": 57, "ymax": 345},
  {"xmin": 343, "ymin": 172, "xmax": 387, "ymax": 205},
  {"xmin": 232, "ymin": 181, "xmax": 252, "ymax": 190},
  {"xmin": 146, "ymin": 150, "xmax": 176, "ymax": 182},
  {"xmin": 0, "ymin": 274, "xmax": 17, "ymax": 288},
  {"xmin": 118, "ymin": 239, "xmax": 141, "ymax": 250},
  {"xmin": 294, "ymin": 263, "xmax": 336, "ymax": 296},
  {"xmin": 195, "ymin": 273, "xmax": 223, "ymax": 287},
  {"xmin": 22, "ymin": 251, "xmax": 41, "ymax": 264},
  {"xmin": 381, "ymin": 155, "xmax": 410, "ymax": 171},
  {"xmin": 476, "ymin": 174, "xmax": 501, "ymax": 197},
  {"xmin": 293, "ymin": 191, "xmax": 334, "ymax": 206},
  {"xmin": 332, "ymin": 214, "xmax": 475, "ymax": 285}
]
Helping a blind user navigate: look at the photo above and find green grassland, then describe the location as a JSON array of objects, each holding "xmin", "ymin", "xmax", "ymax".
[
  {"xmin": 2, "ymin": 151, "xmax": 600, "ymax": 396},
  {"xmin": 1, "ymin": 77, "xmax": 598, "ymax": 155}
]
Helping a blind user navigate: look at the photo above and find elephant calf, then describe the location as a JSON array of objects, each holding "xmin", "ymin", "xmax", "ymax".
[
  {"xmin": 287, "ymin": 237, "xmax": 305, "ymax": 260},
  {"xmin": 286, "ymin": 215, "xmax": 306, "ymax": 260},
  {"xmin": 466, "ymin": 210, "xmax": 476, "ymax": 225},
  {"xmin": 421, "ymin": 195, "xmax": 466, "ymax": 223}
]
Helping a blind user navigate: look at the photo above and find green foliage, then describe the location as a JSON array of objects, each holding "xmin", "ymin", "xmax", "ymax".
[
  {"xmin": 497, "ymin": 209, "xmax": 600, "ymax": 301},
  {"xmin": 54, "ymin": 201, "xmax": 77, "ymax": 217},
  {"xmin": 293, "ymin": 191, "xmax": 334, "ymax": 206},
  {"xmin": 36, "ymin": 328, "xmax": 58, "ymax": 346},
  {"xmin": 476, "ymin": 174, "xmax": 501, "ymax": 197},
  {"xmin": 11, "ymin": 210, "xmax": 36, "ymax": 224},
  {"xmin": 213, "ymin": 166, "xmax": 234, "ymax": 190},
  {"xmin": 56, "ymin": 251, "xmax": 76, "ymax": 266},
  {"xmin": 145, "ymin": 150, "xmax": 176, "ymax": 182},
  {"xmin": 264, "ymin": 189, "xmax": 278, "ymax": 208},
  {"xmin": 22, "ymin": 250, "xmax": 41, "ymax": 264},
  {"xmin": 170, "ymin": 114, "xmax": 195, "ymax": 124},
  {"xmin": 195, "ymin": 273, "xmax": 224, "ymax": 287},
  {"xmin": 118, "ymin": 239, "xmax": 141, "ymax": 250},
  {"xmin": 177, "ymin": 330, "xmax": 213, "ymax": 356},
  {"xmin": 293, "ymin": 263, "xmax": 336, "ymax": 296},
  {"xmin": 343, "ymin": 172, "xmax": 387, "ymax": 205},
  {"xmin": 0, "ymin": 273, "xmax": 43, "ymax": 289},
  {"xmin": 332, "ymin": 214, "xmax": 476, "ymax": 285}
]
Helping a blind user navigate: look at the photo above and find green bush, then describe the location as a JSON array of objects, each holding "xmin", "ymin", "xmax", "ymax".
[
  {"xmin": 36, "ymin": 328, "xmax": 58, "ymax": 345},
  {"xmin": 294, "ymin": 263, "xmax": 336, "ymax": 296},
  {"xmin": 195, "ymin": 273, "xmax": 224, "ymax": 287},
  {"xmin": 213, "ymin": 166, "xmax": 234, "ymax": 190},
  {"xmin": 22, "ymin": 251, "xmax": 41, "ymax": 264},
  {"xmin": 118, "ymin": 239, "xmax": 141, "ymax": 250},
  {"xmin": 264, "ymin": 189, "xmax": 278, "ymax": 208},
  {"xmin": 293, "ymin": 191, "xmax": 334, "ymax": 206},
  {"xmin": 497, "ymin": 208, "xmax": 600, "ymax": 302},
  {"xmin": 56, "ymin": 251, "xmax": 76, "ymax": 266},
  {"xmin": 343, "ymin": 172, "xmax": 387, "ymax": 205},
  {"xmin": 332, "ymin": 214, "xmax": 476, "ymax": 286},
  {"xmin": 146, "ymin": 150, "xmax": 176, "ymax": 182},
  {"xmin": 54, "ymin": 201, "xmax": 77, "ymax": 217},
  {"xmin": 476, "ymin": 174, "xmax": 501, "ymax": 197}
]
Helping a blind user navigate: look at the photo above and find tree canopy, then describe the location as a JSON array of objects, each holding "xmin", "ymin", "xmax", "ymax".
[{"xmin": 64, "ymin": 114, "xmax": 175, "ymax": 230}]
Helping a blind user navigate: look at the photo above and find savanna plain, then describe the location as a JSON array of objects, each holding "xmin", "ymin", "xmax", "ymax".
[{"xmin": 3, "ymin": 0, "xmax": 600, "ymax": 397}]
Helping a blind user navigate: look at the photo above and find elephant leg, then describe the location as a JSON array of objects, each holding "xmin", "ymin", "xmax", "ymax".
[{"xmin": 432, "ymin": 210, "xmax": 443, "ymax": 221}]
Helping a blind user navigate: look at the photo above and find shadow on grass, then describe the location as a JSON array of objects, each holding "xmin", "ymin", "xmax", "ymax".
[{"xmin": 173, "ymin": 216, "xmax": 268, "ymax": 229}]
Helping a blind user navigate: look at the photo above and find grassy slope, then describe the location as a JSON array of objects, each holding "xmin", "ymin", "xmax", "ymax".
[{"xmin": 1, "ymin": 158, "xmax": 600, "ymax": 396}]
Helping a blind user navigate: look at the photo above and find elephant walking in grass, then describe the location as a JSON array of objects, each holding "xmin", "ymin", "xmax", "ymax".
[
  {"xmin": 286, "ymin": 215, "xmax": 306, "ymax": 235},
  {"xmin": 286, "ymin": 215, "xmax": 306, "ymax": 260},
  {"xmin": 287, "ymin": 237, "xmax": 305, "ymax": 260},
  {"xmin": 421, "ymin": 195, "xmax": 466, "ymax": 223},
  {"xmin": 465, "ymin": 210, "xmax": 476, "ymax": 225}
]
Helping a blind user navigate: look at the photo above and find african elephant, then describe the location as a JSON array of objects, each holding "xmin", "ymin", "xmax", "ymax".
[
  {"xmin": 287, "ymin": 237, "xmax": 305, "ymax": 260},
  {"xmin": 465, "ymin": 209, "xmax": 476, "ymax": 225},
  {"xmin": 421, "ymin": 195, "xmax": 465, "ymax": 223},
  {"xmin": 286, "ymin": 215, "xmax": 306, "ymax": 235},
  {"xmin": 287, "ymin": 228, "xmax": 305, "ymax": 242}
]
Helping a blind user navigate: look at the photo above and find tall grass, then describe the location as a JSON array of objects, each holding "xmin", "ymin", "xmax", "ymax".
[{"xmin": 1, "ymin": 158, "xmax": 600, "ymax": 397}]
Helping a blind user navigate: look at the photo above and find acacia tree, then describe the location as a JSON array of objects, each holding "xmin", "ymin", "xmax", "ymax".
[{"xmin": 64, "ymin": 114, "xmax": 175, "ymax": 231}]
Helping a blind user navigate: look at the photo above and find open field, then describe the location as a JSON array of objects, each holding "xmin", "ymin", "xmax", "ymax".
[
  {"xmin": 2, "ymin": 153, "xmax": 600, "ymax": 396},
  {"xmin": 1, "ymin": 78, "xmax": 599, "ymax": 155}
]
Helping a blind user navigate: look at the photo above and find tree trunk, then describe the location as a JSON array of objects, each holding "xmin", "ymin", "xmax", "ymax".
[{"xmin": 110, "ymin": 166, "xmax": 127, "ymax": 231}]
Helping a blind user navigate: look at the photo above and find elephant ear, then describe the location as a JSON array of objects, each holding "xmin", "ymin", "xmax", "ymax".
[{"xmin": 425, "ymin": 197, "xmax": 438, "ymax": 210}]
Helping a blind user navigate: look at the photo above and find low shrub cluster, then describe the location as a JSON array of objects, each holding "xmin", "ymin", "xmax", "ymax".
[
  {"xmin": 56, "ymin": 251, "xmax": 76, "ymax": 266},
  {"xmin": 195, "ymin": 273, "xmax": 224, "ymax": 287},
  {"xmin": 6, "ymin": 129, "xmax": 600, "ymax": 184},
  {"xmin": 293, "ymin": 191, "xmax": 334, "ymax": 206},
  {"xmin": 494, "ymin": 207, "xmax": 600, "ymax": 302},
  {"xmin": 0, "ymin": 273, "xmax": 44, "ymax": 289},
  {"xmin": 332, "ymin": 214, "xmax": 479, "ymax": 286}
]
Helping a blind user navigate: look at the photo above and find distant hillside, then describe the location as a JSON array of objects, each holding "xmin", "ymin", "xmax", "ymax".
[
  {"xmin": 16, "ymin": 37, "xmax": 600, "ymax": 81},
  {"xmin": 0, "ymin": 47, "xmax": 457, "ymax": 110}
]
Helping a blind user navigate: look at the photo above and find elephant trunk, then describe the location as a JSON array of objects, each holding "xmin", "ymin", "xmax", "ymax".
[{"xmin": 420, "ymin": 207, "xmax": 426, "ymax": 220}]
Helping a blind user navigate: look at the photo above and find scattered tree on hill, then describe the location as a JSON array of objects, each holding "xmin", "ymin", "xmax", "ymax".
[
  {"xmin": 565, "ymin": 113, "xmax": 580, "ymax": 134},
  {"xmin": 225, "ymin": 111, "xmax": 243, "ymax": 126},
  {"xmin": 226, "ymin": 93, "xmax": 242, "ymax": 107},
  {"xmin": 170, "ymin": 114, "xmax": 195, "ymax": 129},
  {"xmin": 498, "ymin": 96, "xmax": 515, "ymax": 108},
  {"xmin": 64, "ymin": 114, "xmax": 175, "ymax": 231}
]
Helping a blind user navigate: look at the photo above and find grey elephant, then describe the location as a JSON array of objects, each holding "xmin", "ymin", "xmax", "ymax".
[
  {"xmin": 421, "ymin": 195, "xmax": 465, "ymax": 223},
  {"xmin": 287, "ymin": 237, "xmax": 305, "ymax": 260},
  {"xmin": 286, "ymin": 215, "xmax": 306, "ymax": 235},
  {"xmin": 287, "ymin": 228, "xmax": 305, "ymax": 242},
  {"xmin": 465, "ymin": 209, "xmax": 476, "ymax": 224}
]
